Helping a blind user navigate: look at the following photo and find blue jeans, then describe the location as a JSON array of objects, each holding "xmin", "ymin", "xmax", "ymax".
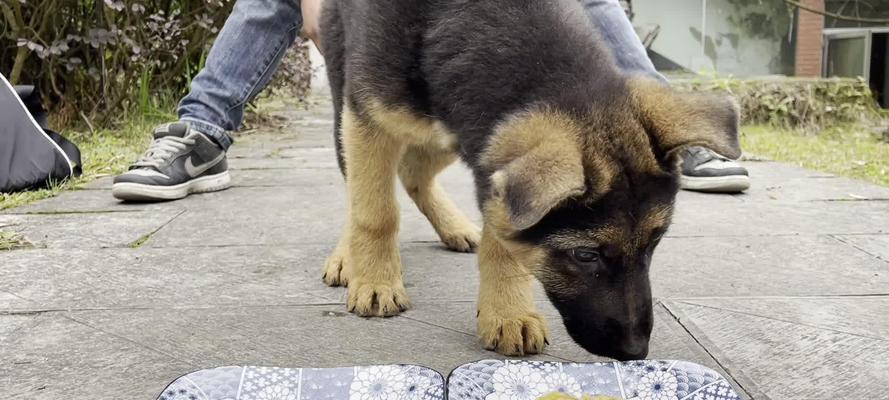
[
  {"xmin": 579, "ymin": 0, "xmax": 666, "ymax": 82},
  {"xmin": 179, "ymin": 0, "xmax": 658, "ymax": 151},
  {"xmin": 178, "ymin": 0, "xmax": 302, "ymax": 150}
]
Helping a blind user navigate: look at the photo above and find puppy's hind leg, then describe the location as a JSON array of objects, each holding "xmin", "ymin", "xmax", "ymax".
[
  {"xmin": 342, "ymin": 105, "xmax": 410, "ymax": 317},
  {"xmin": 399, "ymin": 145, "xmax": 481, "ymax": 253}
]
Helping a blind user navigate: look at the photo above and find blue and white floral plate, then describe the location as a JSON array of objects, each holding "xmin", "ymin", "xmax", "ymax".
[
  {"xmin": 447, "ymin": 360, "xmax": 740, "ymax": 400},
  {"xmin": 155, "ymin": 360, "xmax": 738, "ymax": 400}
]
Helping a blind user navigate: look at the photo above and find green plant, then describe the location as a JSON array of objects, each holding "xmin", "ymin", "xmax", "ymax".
[
  {"xmin": 677, "ymin": 77, "xmax": 881, "ymax": 131},
  {"xmin": 0, "ymin": 229, "xmax": 32, "ymax": 251},
  {"xmin": 743, "ymin": 124, "xmax": 889, "ymax": 187},
  {"xmin": 1, "ymin": 0, "xmax": 312, "ymax": 127}
]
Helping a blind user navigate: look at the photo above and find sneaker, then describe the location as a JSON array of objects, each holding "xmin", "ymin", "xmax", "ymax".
[
  {"xmin": 679, "ymin": 146, "xmax": 750, "ymax": 193},
  {"xmin": 112, "ymin": 122, "xmax": 231, "ymax": 201}
]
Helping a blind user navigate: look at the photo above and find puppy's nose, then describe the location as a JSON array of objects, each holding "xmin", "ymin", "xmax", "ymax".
[{"xmin": 618, "ymin": 339, "xmax": 649, "ymax": 361}]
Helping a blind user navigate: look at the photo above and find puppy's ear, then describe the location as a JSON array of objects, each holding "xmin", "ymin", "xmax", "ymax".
[
  {"xmin": 491, "ymin": 148, "xmax": 586, "ymax": 231},
  {"xmin": 484, "ymin": 111, "xmax": 587, "ymax": 231},
  {"xmin": 631, "ymin": 78, "xmax": 742, "ymax": 159}
]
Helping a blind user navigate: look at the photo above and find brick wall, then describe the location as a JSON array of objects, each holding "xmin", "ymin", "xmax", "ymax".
[{"xmin": 795, "ymin": 0, "xmax": 826, "ymax": 77}]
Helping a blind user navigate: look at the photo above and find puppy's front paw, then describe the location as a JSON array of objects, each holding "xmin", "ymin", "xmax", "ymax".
[
  {"xmin": 322, "ymin": 248, "xmax": 352, "ymax": 287},
  {"xmin": 439, "ymin": 223, "xmax": 481, "ymax": 253},
  {"xmin": 347, "ymin": 279, "xmax": 411, "ymax": 317},
  {"xmin": 478, "ymin": 310, "xmax": 549, "ymax": 356}
]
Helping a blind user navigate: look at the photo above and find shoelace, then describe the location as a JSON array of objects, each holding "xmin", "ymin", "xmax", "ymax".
[
  {"xmin": 132, "ymin": 135, "xmax": 195, "ymax": 169},
  {"xmin": 688, "ymin": 146, "xmax": 729, "ymax": 164}
]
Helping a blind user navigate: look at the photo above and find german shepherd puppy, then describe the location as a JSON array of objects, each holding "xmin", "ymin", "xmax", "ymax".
[{"xmin": 319, "ymin": 0, "xmax": 740, "ymax": 360}]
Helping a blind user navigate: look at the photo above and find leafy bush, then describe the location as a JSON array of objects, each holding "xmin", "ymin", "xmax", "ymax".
[
  {"xmin": 0, "ymin": 0, "xmax": 311, "ymax": 126},
  {"xmin": 675, "ymin": 76, "xmax": 882, "ymax": 131}
]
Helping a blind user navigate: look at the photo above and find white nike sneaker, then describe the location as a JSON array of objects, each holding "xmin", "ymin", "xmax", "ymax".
[{"xmin": 112, "ymin": 122, "xmax": 231, "ymax": 201}]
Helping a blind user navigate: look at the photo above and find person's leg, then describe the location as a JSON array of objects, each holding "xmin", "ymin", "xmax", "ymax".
[
  {"xmin": 178, "ymin": 0, "xmax": 303, "ymax": 150},
  {"xmin": 579, "ymin": 0, "xmax": 666, "ymax": 82},
  {"xmin": 113, "ymin": 0, "xmax": 302, "ymax": 201},
  {"xmin": 580, "ymin": 0, "xmax": 750, "ymax": 193}
]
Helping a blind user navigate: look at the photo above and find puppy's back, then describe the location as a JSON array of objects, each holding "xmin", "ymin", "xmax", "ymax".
[
  {"xmin": 323, "ymin": 0, "xmax": 629, "ymax": 164},
  {"xmin": 421, "ymin": 0, "xmax": 626, "ymax": 161}
]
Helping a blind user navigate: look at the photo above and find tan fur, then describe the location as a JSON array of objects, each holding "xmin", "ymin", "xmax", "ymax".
[
  {"xmin": 540, "ymin": 204, "xmax": 671, "ymax": 256},
  {"xmin": 365, "ymin": 99, "xmax": 458, "ymax": 149},
  {"xmin": 546, "ymin": 226, "xmax": 623, "ymax": 250},
  {"xmin": 323, "ymin": 206, "xmax": 353, "ymax": 287},
  {"xmin": 639, "ymin": 205, "xmax": 672, "ymax": 235},
  {"xmin": 399, "ymin": 145, "xmax": 481, "ymax": 252},
  {"xmin": 340, "ymin": 104, "xmax": 411, "ymax": 317},
  {"xmin": 477, "ymin": 200, "xmax": 549, "ymax": 355},
  {"xmin": 325, "ymin": 101, "xmax": 479, "ymax": 315},
  {"xmin": 629, "ymin": 78, "xmax": 742, "ymax": 159},
  {"xmin": 482, "ymin": 110, "xmax": 598, "ymax": 231}
]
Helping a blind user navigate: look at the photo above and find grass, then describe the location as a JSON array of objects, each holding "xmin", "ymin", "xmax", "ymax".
[
  {"xmin": 0, "ymin": 229, "xmax": 33, "ymax": 251},
  {"xmin": 0, "ymin": 106, "xmax": 175, "ymax": 211},
  {"xmin": 741, "ymin": 124, "xmax": 889, "ymax": 187}
]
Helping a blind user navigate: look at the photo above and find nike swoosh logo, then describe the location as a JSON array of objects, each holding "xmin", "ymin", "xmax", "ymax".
[{"xmin": 184, "ymin": 153, "xmax": 225, "ymax": 177}]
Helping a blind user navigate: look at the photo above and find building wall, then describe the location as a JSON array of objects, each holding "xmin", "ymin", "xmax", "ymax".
[
  {"xmin": 633, "ymin": 0, "xmax": 793, "ymax": 76},
  {"xmin": 795, "ymin": 0, "xmax": 826, "ymax": 77}
]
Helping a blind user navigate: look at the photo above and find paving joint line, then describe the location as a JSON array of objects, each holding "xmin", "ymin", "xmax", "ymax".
[
  {"xmin": 62, "ymin": 313, "xmax": 196, "ymax": 366},
  {"xmin": 828, "ymin": 234, "xmax": 889, "ymax": 265},
  {"xmin": 4, "ymin": 209, "xmax": 145, "ymax": 216},
  {"xmin": 667, "ymin": 294, "xmax": 889, "ymax": 301},
  {"xmin": 0, "ymin": 301, "xmax": 491, "ymax": 315},
  {"xmin": 127, "ymin": 209, "xmax": 187, "ymax": 249},
  {"xmin": 673, "ymin": 300, "xmax": 889, "ymax": 342},
  {"xmin": 661, "ymin": 302, "xmax": 765, "ymax": 400}
]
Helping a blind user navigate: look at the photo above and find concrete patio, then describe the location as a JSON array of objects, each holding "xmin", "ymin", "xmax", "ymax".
[{"xmin": 2, "ymin": 99, "xmax": 888, "ymax": 399}]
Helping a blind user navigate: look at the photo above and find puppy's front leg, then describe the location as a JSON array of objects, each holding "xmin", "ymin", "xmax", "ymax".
[
  {"xmin": 477, "ymin": 226, "xmax": 549, "ymax": 356},
  {"xmin": 343, "ymin": 106, "xmax": 410, "ymax": 317}
]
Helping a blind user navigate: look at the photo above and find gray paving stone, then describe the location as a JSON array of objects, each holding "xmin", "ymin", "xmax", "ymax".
[
  {"xmin": 665, "ymin": 301, "xmax": 889, "ymax": 400},
  {"xmin": 145, "ymin": 183, "xmax": 482, "ymax": 248},
  {"xmin": 833, "ymin": 234, "xmax": 889, "ymax": 263},
  {"xmin": 64, "ymin": 305, "xmax": 560, "ymax": 375},
  {"xmin": 651, "ymin": 235, "xmax": 889, "ymax": 297},
  {"xmin": 226, "ymin": 156, "xmax": 332, "ymax": 170},
  {"xmin": 231, "ymin": 167, "xmax": 344, "ymax": 188},
  {"xmin": 0, "ymin": 210, "xmax": 184, "ymax": 249},
  {"xmin": 229, "ymin": 145, "xmax": 339, "ymax": 169},
  {"xmin": 236, "ymin": 125, "xmax": 334, "ymax": 150},
  {"xmin": 5, "ymin": 188, "xmax": 196, "ymax": 214},
  {"xmin": 0, "ymin": 247, "xmax": 335, "ymax": 310},
  {"xmin": 0, "ymin": 313, "xmax": 192, "ymax": 400},
  {"xmin": 0, "ymin": 314, "xmax": 34, "ymax": 340},
  {"xmin": 669, "ymin": 196, "xmax": 889, "ymax": 236},
  {"xmin": 0, "ymin": 291, "xmax": 32, "ymax": 310},
  {"xmin": 674, "ymin": 297, "xmax": 889, "ymax": 340},
  {"xmin": 740, "ymin": 162, "xmax": 889, "ymax": 202}
]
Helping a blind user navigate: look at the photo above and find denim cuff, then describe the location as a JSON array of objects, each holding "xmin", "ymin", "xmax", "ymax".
[{"xmin": 180, "ymin": 117, "xmax": 234, "ymax": 151}]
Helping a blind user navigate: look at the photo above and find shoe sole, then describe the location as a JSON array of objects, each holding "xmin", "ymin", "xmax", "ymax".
[
  {"xmin": 680, "ymin": 175, "xmax": 751, "ymax": 193},
  {"xmin": 112, "ymin": 171, "xmax": 232, "ymax": 201}
]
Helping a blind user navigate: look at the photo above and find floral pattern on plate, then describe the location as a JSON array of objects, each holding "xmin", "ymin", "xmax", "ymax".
[
  {"xmin": 156, "ymin": 365, "xmax": 444, "ymax": 400},
  {"xmin": 448, "ymin": 360, "xmax": 740, "ymax": 400},
  {"xmin": 155, "ymin": 360, "xmax": 738, "ymax": 400}
]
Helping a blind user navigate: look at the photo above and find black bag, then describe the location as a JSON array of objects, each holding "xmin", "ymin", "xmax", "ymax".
[{"xmin": 0, "ymin": 73, "xmax": 82, "ymax": 192}]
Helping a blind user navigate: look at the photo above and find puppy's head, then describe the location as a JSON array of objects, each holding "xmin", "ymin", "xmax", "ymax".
[{"xmin": 482, "ymin": 79, "xmax": 740, "ymax": 360}]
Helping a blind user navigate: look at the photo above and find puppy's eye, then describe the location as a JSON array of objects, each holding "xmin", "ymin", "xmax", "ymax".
[{"xmin": 570, "ymin": 248, "xmax": 601, "ymax": 265}]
